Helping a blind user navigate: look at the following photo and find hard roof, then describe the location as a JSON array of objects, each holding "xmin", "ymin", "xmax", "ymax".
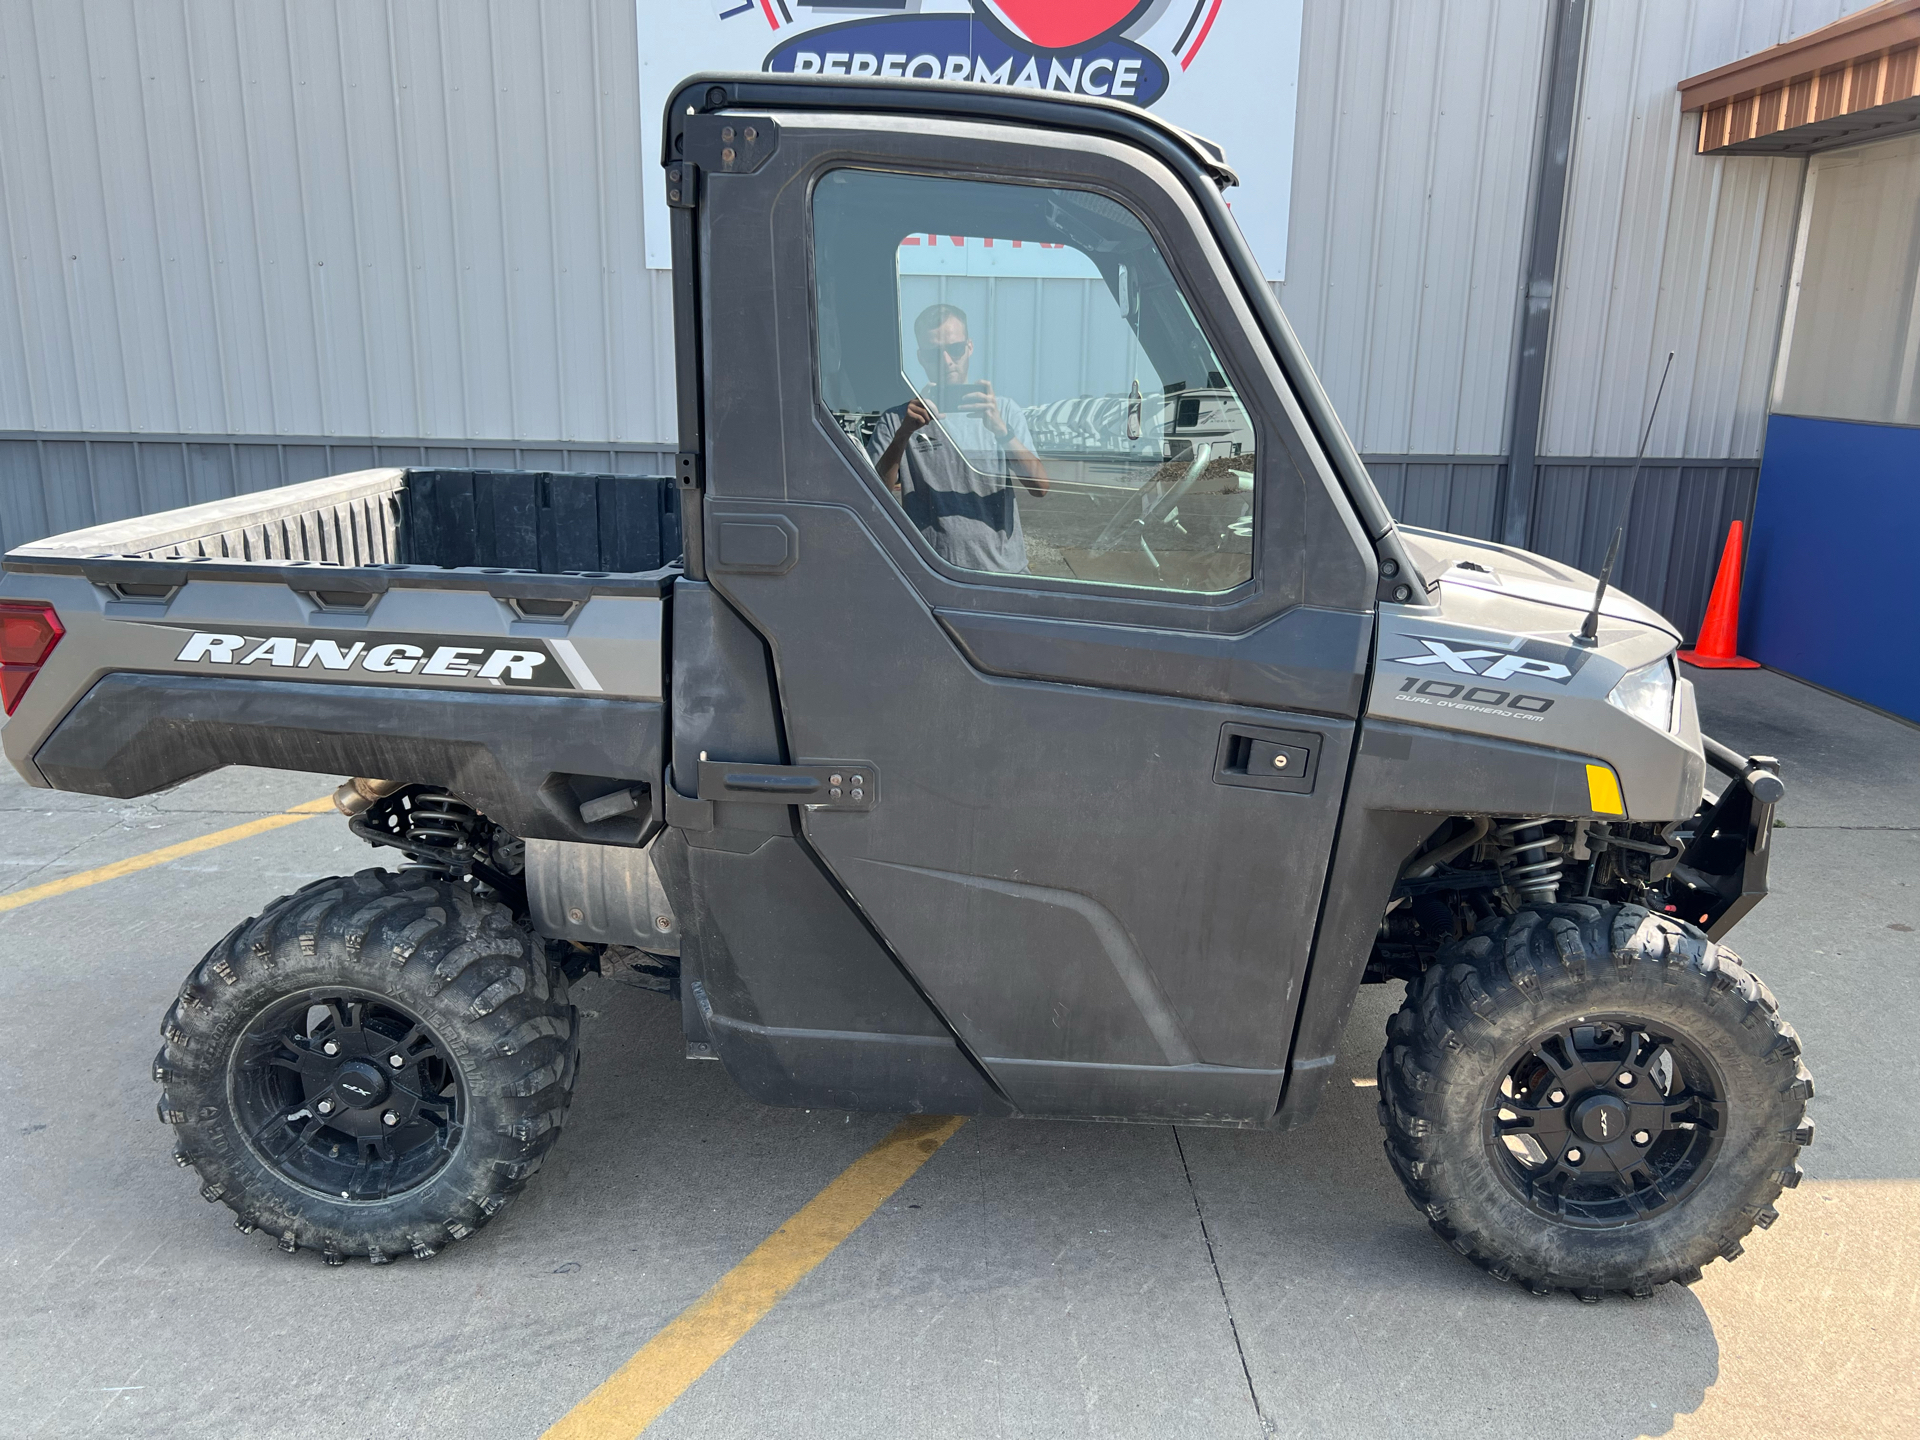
[{"xmin": 661, "ymin": 71, "xmax": 1238, "ymax": 188}]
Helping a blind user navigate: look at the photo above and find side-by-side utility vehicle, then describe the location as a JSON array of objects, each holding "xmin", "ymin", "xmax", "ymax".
[{"xmin": 0, "ymin": 75, "xmax": 1810, "ymax": 1296}]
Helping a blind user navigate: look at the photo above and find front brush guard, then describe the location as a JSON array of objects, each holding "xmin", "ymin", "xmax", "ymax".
[{"xmin": 1667, "ymin": 736, "xmax": 1785, "ymax": 940}]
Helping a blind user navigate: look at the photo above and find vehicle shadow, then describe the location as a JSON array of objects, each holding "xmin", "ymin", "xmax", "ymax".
[
  {"xmin": 537, "ymin": 977, "xmax": 1719, "ymax": 1440},
  {"xmin": 1173, "ymin": 984, "xmax": 1717, "ymax": 1440}
]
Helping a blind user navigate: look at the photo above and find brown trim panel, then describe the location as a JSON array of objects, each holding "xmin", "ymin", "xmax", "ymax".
[{"xmin": 1680, "ymin": 2, "xmax": 1920, "ymax": 156}]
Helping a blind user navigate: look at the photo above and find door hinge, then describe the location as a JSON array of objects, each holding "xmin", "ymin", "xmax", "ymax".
[
  {"xmin": 665, "ymin": 161, "xmax": 696, "ymax": 210},
  {"xmin": 696, "ymin": 760, "xmax": 878, "ymax": 811},
  {"xmin": 676, "ymin": 451, "xmax": 704, "ymax": 491}
]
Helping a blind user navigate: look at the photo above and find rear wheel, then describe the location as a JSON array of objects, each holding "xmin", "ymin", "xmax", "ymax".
[
  {"xmin": 1377, "ymin": 903, "xmax": 1813, "ymax": 1299},
  {"xmin": 154, "ymin": 869, "xmax": 579, "ymax": 1264}
]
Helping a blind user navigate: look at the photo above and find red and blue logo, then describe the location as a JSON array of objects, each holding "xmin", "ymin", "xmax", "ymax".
[{"xmin": 753, "ymin": 2, "xmax": 1228, "ymax": 109}]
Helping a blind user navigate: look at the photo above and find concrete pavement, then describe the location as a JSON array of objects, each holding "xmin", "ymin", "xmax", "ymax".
[{"xmin": 0, "ymin": 669, "xmax": 1913, "ymax": 1438}]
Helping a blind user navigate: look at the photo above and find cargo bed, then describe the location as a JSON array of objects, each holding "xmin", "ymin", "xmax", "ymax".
[
  {"xmin": 5, "ymin": 465, "xmax": 681, "ymax": 598},
  {"xmin": 0, "ymin": 467, "xmax": 677, "ymax": 845}
]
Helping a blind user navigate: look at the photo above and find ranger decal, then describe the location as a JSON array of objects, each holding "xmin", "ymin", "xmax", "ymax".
[{"xmin": 172, "ymin": 632, "xmax": 580, "ymax": 690}]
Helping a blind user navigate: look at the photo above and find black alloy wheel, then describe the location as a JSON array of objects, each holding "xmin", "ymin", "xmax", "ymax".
[
  {"xmin": 1377, "ymin": 902, "xmax": 1815, "ymax": 1298},
  {"xmin": 230, "ymin": 990, "xmax": 465, "ymax": 1203},
  {"xmin": 156, "ymin": 868, "xmax": 580, "ymax": 1264},
  {"xmin": 1485, "ymin": 1016, "xmax": 1724, "ymax": 1227}
]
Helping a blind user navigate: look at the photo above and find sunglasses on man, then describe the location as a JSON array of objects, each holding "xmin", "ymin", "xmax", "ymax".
[{"xmin": 918, "ymin": 340, "xmax": 970, "ymax": 362}]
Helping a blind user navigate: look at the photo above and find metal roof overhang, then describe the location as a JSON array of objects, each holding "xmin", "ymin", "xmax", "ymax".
[{"xmin": 1680, "ymin": 0, "xmax": 1920, "ymax": 156}]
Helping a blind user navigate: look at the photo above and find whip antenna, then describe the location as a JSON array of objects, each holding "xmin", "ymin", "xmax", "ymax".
[{"xmin": 1577, "ymin": 350, "xmax": 1675, "ymax": 646}]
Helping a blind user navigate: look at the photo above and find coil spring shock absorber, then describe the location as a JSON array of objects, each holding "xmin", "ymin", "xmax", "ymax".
[
  {"xmin": 402, "ymin": 791, "xmax": 484, "ymax": 852},
  {"xmin": 1493, "ymin": 819, "xmax": 1564, "ymax": 903}
]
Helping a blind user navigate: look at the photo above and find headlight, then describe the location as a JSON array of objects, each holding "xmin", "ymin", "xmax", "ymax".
[{"xmin": 1608, "ymin": 656, "xmax": 1677, "ymax": 731}]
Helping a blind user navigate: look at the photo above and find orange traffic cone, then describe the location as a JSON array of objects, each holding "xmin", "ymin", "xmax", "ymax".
[{"xmin": 1679, "ymin": 520, "xmax": 1761, "ymax": 669}]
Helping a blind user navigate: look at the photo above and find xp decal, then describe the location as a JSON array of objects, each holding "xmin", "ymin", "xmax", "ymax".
[
  {"xmin": 1387, "ymin": 638, "xmax": 1577, "ymax": 685},
  {"xmin": 171, "ymin": 631, "xmax": 588, "ymax": 690}
]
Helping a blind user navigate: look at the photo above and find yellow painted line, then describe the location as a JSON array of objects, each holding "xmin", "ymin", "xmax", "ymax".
[
  {"xmin": 0, "ymin": 796, "xmax": 335, "ymax": 913},
  {"xmin": 544, "ymin": 1114, "xmax": 967, "ymax": 1440}
]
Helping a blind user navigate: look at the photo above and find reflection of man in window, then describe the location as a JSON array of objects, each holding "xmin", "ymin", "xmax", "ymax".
[{"xmin": 869, "ymin": 303, "xmax": 1049, "ymax": 574}]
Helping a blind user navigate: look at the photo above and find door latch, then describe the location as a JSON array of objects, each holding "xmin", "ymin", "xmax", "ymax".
[
  {"xmin": 1213, "ymin": 724, "xmax": 1320, "ymax": 794},
  {"xmin": 695, "ymin": 759, "xmax": 878, "ymax": 811}
]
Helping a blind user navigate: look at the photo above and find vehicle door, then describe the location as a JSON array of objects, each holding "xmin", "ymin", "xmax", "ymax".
[{"xmin": 676, "ymin": 86, "xmax": 1377, "ymax": 1121}]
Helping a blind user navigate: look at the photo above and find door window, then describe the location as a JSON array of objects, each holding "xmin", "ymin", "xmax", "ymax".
[{"xmin": 813, "ymin": 169, "xmax": 1255, "ymax": 594}]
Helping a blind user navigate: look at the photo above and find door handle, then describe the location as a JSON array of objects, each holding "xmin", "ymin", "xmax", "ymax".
[
  {"xmin": 1213, "ymin": 724, "xmax": 1320, "ymax": 794},
  {"xmin": 696, "ymin": 759, "xmax": 879, "ymax": 810}
]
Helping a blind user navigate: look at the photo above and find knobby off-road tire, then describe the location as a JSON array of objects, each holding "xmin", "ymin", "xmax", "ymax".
[
  {"xmin": 154, "ymin": 868, "xmax": 580, "ymax": 1265},
  {"xmin": 1377, "ymin": 903, "xmax": 1814, "ymax": 1299}
]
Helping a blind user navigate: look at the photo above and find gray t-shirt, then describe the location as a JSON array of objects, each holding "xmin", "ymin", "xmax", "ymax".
[{"xmin": 868, "ymin": 395, "xmax": 1035, "ymax": 574}]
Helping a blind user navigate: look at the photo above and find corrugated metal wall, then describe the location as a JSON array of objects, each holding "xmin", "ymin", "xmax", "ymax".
[
  {"xmin": 0, "ymin": 0, "xmax": 1886, "ymax": 637},
  {"xmin": 1537, "ymin": 0, "xmax": 1860, "ymax": 462},
  {"xmin": 0, "ymin": 0, "xmax": 671, "ymax": 449},
  {"xmin": 1276, "ymin": 0, "xmax": 1548, "ymax": 458}
]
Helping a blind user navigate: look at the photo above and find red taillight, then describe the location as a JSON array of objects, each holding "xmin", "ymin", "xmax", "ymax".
[{"xmin": 0, "ymin": 601, "xmax": 64, "ymax": 715}]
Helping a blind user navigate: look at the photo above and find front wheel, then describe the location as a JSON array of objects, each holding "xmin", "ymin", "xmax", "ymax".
[
  {"xmin": 1377, "ymin": 903, "xmax": 1814, "ymax": 1299},
  {"xmin": 154, "ymin": 869, "xmax": 579, "ymax": 1265}
]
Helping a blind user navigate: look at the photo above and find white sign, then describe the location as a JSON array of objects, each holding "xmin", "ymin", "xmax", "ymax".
[{"xmin": 636, "ymin": 0, "xmax": 1301, "ymax": 279}]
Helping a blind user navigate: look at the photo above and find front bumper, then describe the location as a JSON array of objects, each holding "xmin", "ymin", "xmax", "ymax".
[{"xmin": 1665, "ymin": 736, "xmax": 1785, "ymax": 940}]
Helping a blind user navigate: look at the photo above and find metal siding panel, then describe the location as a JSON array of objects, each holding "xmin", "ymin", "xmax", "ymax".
[
  {"xmin": 1279, "ymin": 0, "xmax": 1544, "ymax": 456},
  {"xmin": 88, "ymin": 440, "xmax": 139, "ymax": 523},
  {"xmin": 32, "ymin": 0, "xmax": 132, "ymax": 432},
  {"xmin": 604, "ymin": 1, "xmax": 668, "ymax": 444},
  {"xmin": 0, "ymin": 0, "xmax": 667, "ymax": 449},
  {"xmin": 282, "ymin": 444, "xmax": 331, "ymax": 483},
  {"xmin": 231, "ymin": 443, "xmax": 283, "ymax": 494},
  {"xmin": 1357, "ymin": 2, "xmax": 1445, "ymax": 456},
  {"xmin": 85, "ymin": 1, "xmax": 184, "ymax": 434},
  {"xmin": 183, "ymin": 0, "xmax": 276, "ymax": 436},
  {"xmin": 542, "ymin": 0, "xmax": 608, "ymax": 444},
  {"xmin": 441, "ymin": 2, "xmax": 516, "ymax": 438},
  {"xmin": 1463, "ymin": 3, "xmax": 1553, "ymax": 453},
  {"xmin": 1539, "ymin": 0, "xmax": 1866, "ymax": 462},
  {"xmin": 1309, "ymin": 0, "xmax": 1390, "ymax": 441},
  {"xmin": 40, "ymin": 441, "xmax": 96, "ymax": 534},
  {"xmin": 186, "ymin": 442, "xmax": 236, "ymax": 504},
  {"xmin": 1398, "ymin": 463, "xmax": 1456, "ymax": 529},
  {"xmin": 286, "ymin": 0, "xmax": 371, "ymax": 437},
  {"xmin": 130, "ymin": 1, "xmax": 223, "ymax": 434},
  {"xmin": 1365, "ymin": 460, "xmax": 1405, "ymax": 515},
  {"xmin": 0, "ymin": 16, "xmax": 45, "ymax": 433},
  {"xmin": 0, "ymin": 440, "xmax": 48, "ymax": 549},
  {"xmin": 1417, "ymin": 1, "xmax": 1548, "ymax": 456},
  {"xmin": 137, "ymin": 442, "xmax": 190, "ymax": 515},
  {"xmin": 492, "ymin": 0, "xmax": 562, "ymax": 441},
  {"xmin": 333, "ymin": 0, "xmax": 418, "ymax": 438},
  {"xmin": 235, "ymin": 0, "xmax": 326, "ymax": 434},
  {"xmin": 1445, "ymin": 463, "xmax": 1503, "ymax": 537},
  {"xmin": 389, "ymin": 1, "xmax": 466, "ymax": 438}
]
